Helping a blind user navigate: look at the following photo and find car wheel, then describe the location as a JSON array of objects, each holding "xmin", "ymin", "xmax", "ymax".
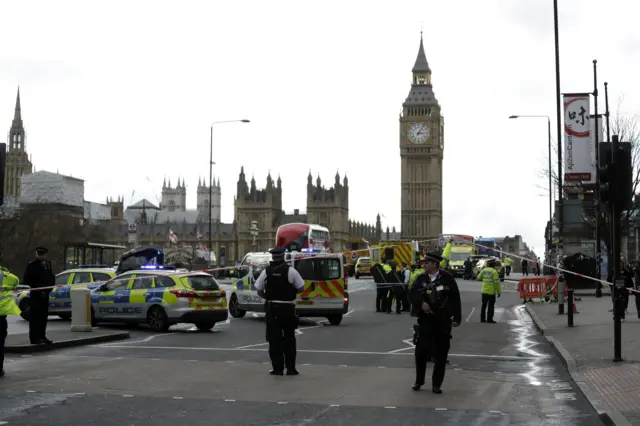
[
  {"xmin": 90, "ymin": 307, "xmax": 97, "ymax": 327},
  {"xmin": 195, "ymin": 321, "xmax": 216, "ymax": 331},
  {"xmin": 326, "ymin": 315, "xmax": 343, "ymax": 326},
  {"xmin": 229, "ymin": 294, "xmax": 246, "ymax": 318},
  {"xmin": 147, "ymin": 306, "xmax": 170, "ymax": 332},
  {"xmin": 58, "ymin": 313, "xmax": 71, "ymax": 321},
  {"xmin": 19, "ymin": 299, "xmax": 32, "ymax": 322}
]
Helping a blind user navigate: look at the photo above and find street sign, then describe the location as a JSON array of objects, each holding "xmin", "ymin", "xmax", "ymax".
[
  {"xmin": 128, "ymin": 223, "xmax": 137, "ymax": 233},
  {"xmin": 351, "ymin": 252, "xmax": 357, "ymax": 261}
]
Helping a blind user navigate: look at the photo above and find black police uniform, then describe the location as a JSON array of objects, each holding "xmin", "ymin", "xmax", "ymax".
[
  {"xmin": 257, "ymin": 247, "xmax": 304, "ymax": 376},
  {"xmin": 409, "ymin": 253, "xmax": 462, "ymax": 393},
  {"xmin": 23, "ymin": 247, "xmax": 55, "ymax": 345}
]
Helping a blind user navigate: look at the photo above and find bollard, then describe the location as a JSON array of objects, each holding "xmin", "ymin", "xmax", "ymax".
[
  {"xmin": 567, "ymin": 289, "xmax": 574, "ymax": 327},
  {"xmin": 70, "ymin": 288, "xmax": 93, "ymax": 332}
]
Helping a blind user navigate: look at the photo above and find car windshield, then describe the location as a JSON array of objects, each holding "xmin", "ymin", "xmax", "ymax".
[
  {"xmin": 184, "ymin": 275, "xmax": 220, "ymax": 291},
  {"xmin": 450, "ymin": 252, "xmax": 469, "ymax": 261},
  {"xmin": 358, "ymin": 258, "xmax": 371, "ymax": 264}
]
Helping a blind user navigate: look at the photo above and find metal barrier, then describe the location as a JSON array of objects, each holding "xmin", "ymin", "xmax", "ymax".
[{"xmin": 518, "ymin": 277, "xmax": 549, "ymax": 303}]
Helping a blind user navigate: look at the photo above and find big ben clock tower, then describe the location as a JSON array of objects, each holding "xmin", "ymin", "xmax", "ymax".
[{"xmin": 400, "ymin": 33, "xmax": 444, "ymax": 241}]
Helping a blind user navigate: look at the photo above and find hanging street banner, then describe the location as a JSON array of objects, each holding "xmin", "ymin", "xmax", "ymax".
[{"xmin": 564, "ymin": 93, "xmax": 595, "ymax": 183}]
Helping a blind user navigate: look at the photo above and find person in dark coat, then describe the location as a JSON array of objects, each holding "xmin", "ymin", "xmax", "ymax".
[
  {"xmin": 409, "ymin": 251, "xmax": 462, "ymax": 394},
  {"xmin": 23, "ymin": 247, "xmax": 55, "ymax": 345},
  {"xmin": 463, "ymin": 257, "xmax": 474, "ymax": 280}
]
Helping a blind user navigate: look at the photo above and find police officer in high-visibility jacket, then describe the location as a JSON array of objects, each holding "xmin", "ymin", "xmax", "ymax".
[
  {"xmin": 255, "ymin": 247, "xmax": 305, "ymax": 376},
  {"xmin": 0, "ymin": 268, "xmax": 21, "ymax": 377},
  {"xmin": 478, "ymin": 258, "xmax": 501, "ymax": 323},
  {"xmin": 377, "ymin": 260, "xmax": 393, "ymax": 313}
]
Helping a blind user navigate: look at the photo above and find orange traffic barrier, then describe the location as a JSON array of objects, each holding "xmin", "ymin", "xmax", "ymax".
[{"xmin": 518, "ymin": 277, "xmax": 549, "ymax": 301}]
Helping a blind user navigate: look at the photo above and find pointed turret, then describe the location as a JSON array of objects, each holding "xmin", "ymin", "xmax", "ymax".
[
  {"xmin": 412, "ymin": 32, "xmax": 431, "ymax": 74},
  {"xmin": 307, "ymin": 170, "xmax": 313, "ymax": 186},
  {"xmin": 316, "ymin": 174, "xmax": 321, "ymax": 187},
  {"xmin": 13, "ymin": 88, "xmax": 22, "ymax": 125},
  {"xmin": 167, "ymin": 177, "xmax": 172, "ymax": 188},
  {"xmin": 335, "ymin": 170, "xmax": 340, "ymax": 184},
  {"xmin": 163, "ymin": 177, "xmax": 167, "ymax": 189},
  {"xmin": 239, "ymin": 166, "xmax": 246, "ymax": 182}
]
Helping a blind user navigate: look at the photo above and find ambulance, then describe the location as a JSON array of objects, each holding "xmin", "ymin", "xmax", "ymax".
[{"xmin": 228, "ymin": 249, "xmax": 349, "ymax": 325}]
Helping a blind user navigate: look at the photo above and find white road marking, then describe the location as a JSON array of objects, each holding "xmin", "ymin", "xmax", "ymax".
[
  {"xmin": 173, "ymin": 397, "xmax": 183, "ymax": 400},
  {"xmin": 225, "ymin": 399, "xmax": 236, "ymax": 402},
  {"xmin": 26, "ymin": 390, "xmax": 36, "ymax": 393},
  {"xmin": 435, "ymin": 408, "xmax": 447, "ymax": 411},
  {"xmin": 98, "ymin": 333, "xmax": 178, "ymax": 346},
  {"xmin": 466, "ymin": 307, "xmax": 475, "ymax": 322},
  {"xmin": 122, "ymin": 395, "xmax": 134, "ymax": 398},
  {"xmin": 384, "ymin": 406, "xmax": 396, "ymax": 409},
  {"xmin": 344, "ymin": 309, "xmax": 355, "ymax": 317},
  {"xmin": 278, "ymin": 401, "xmax": 288, "ymax": 405},
  {"xmin": 387, "ymin": 346, "xmax": 413, "ymax": 354},
  {"xmin": 74, "ymin": 393, "xmax": 86, "ymax": 396},
  {"xmin": 330, "ymin": 404, "xmax": 340, "ymax": 407},
  {"xmin": 94, "ymin": 344, "xmax": 547, "ymax": 359},
  {"xmin": 235, "ymin": 342, "xmax": 269, "ymax": 349}
]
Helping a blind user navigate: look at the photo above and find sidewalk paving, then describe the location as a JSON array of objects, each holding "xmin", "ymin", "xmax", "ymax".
[
  {"xmin": 527, "ymin": 296, "xmax": 640, "ymax": 426},
  {"xmin": 5, "ymin": 329, "xmax": 130, "ymax": 354}
]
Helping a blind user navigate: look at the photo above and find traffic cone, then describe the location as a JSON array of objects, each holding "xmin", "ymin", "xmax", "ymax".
[{"xmin": 572, "ymin": 301, "xmax": 579, "ymax": 314}]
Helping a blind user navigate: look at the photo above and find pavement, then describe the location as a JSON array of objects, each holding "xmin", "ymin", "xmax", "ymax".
[
  {"xmin": 527, "ymin": 295, "xmax": 640, "ymax": 425},
  {"xmin": 0, "ymin": 277, "xmax": 606, "ymax": 425}
]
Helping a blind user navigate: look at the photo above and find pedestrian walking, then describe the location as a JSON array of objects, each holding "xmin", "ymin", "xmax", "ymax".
[
  {"xmin": 478, "ymin": 258, "xmax": 501, "ymax": 323},
  {"xmin": 255, "ymin": 247, "xmax": 304, "ymax": 376},
  {"xmin": 409, "ymin": 251, "xmax": 461, "ymax": 394},
  {"xmin": 0, "ymin": 267, "xmax": 21, "ymax": 378},
  {"xmin": 23, "ymin": 247, "xmax": 55, "ymax": 345},
  {"xmin": 521, "ymin": 258, "xmax": 529, "ymax": 276}
]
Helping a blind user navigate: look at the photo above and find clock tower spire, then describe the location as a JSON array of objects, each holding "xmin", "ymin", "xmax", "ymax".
[{"xmin": 399, "ymin": 33, "xmax": 444, "ymax": 240}]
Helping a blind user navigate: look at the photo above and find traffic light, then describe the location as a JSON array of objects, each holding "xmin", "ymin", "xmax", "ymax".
[{"xmin": 598, "ymin": 143, "xmax": 615, "ymax": 204}]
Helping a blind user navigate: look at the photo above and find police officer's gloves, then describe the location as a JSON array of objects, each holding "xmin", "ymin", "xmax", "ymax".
[{"xmin": 497, "ymin": 294, "xmax": 501, "ymax": 298}]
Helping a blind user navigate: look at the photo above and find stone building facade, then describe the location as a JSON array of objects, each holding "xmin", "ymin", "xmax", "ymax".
[
  {"xmin": 400, "ymin": 34, "xmax": 444, "ymax": 240},
  {"xmin": 100, "ymin": 167, "xmax": 381, "ymax": 264}
]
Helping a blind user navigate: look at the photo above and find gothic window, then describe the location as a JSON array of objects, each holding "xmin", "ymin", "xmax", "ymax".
[
  {"xmin": 169, "ymin": 200, "xmax": 176, "ymax": 212},
  {"xmin": 417, "ymin": 75, "xmax": 425, "ymax": 84}
]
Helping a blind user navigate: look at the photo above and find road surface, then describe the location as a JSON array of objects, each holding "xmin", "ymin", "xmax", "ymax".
[{"xmin": 1, "ymin": 277, "xmax": 604, "ymax": 425}]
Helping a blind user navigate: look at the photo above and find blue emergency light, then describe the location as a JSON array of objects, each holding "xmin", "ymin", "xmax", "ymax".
[{"xmin": 140, "ymin": 265, "xmax": 176, "ymax": 271}]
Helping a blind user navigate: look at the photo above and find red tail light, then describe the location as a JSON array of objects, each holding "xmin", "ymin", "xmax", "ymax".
[{"xmin": 169, "ymin": 289, "xmax": 196, "ymax": 298}]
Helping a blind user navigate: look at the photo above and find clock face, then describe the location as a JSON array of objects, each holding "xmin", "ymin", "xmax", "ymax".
[{"xmin": 408, "ymin": 123, "xmax": 430, "ymax": 144}]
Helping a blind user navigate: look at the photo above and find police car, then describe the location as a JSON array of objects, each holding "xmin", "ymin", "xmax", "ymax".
[
  {"xmin": 90, "ymin": 266, "xmax": 228, "ymax": 332},
  {"xmin": 228, "ymin": 249, "xmax": 349, "ymax": 325},
  {"xmin": 16, "ymin": 266, "xmax": 116, "ymax": 321}
]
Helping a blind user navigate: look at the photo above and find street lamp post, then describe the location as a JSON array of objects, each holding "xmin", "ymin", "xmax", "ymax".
[
  {"xmin": 209, "ymin": 119, "xmax": 250, "ymax": 259},
  {"xmin": 509, "ymin": 115, "xmax": 553, "ymax": 265}
]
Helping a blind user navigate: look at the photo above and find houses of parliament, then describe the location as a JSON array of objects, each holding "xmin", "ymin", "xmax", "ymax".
[{"xmin": 3, "ymin": 34, "xmax": 443, "ymax": 262}]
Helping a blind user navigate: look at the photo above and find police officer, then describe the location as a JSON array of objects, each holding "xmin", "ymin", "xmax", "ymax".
[
  {"xmin": 377, "ymin": 260, "xmax": 393, "ymax": 313},
  {"xmin": 254, "ymin": 247, "xmax": 305, "ymax": 376},
  {"xmin": 0, "ymin": 267, "xmax": 21, "ymax": 377},
  {"xmin": 409, "ymin": 251, "xmax": 461, "ymax": 394},
  {"xmin": 23, "ymin": 246, "xmax": 55, "ymax": 345},
  {"xmin": 478, "ymin": 258, "xmax": 501, "ymax": 323}
]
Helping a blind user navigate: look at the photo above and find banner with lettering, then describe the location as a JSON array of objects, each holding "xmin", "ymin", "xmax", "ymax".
[{"xmin": 564, "ymin": 94, "xmax": 595, "ymax": 183}]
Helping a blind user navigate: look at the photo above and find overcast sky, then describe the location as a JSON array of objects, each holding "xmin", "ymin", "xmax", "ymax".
[{"xmin": 1, "ymin": 0, "xmax": 638, "ymax": 254}]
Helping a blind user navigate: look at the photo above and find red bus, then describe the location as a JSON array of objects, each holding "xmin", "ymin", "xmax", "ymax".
[{"xmin": 275, "ymin": 223, "xmax": 330, "ymax": 252}]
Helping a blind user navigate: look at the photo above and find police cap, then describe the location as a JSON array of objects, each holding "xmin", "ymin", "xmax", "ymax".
[
  {"xmin": 423, "ymin": 251, "xmax": 443, "ymax": 264},
  {"xmin": 269, "ymin": 247, "xmax": 286, "ymax": 260},
  {"xmin": 35, "ymin": 246, "xmax": 48, "ymax": 255}
]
